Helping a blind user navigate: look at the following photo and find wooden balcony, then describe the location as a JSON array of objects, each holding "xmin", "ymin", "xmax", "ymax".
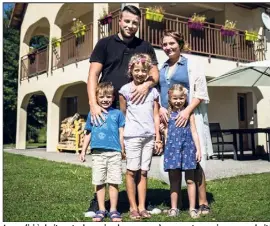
[
  {"xmin": 99, "ymin": 8, "xmax": 265, "ymax": 63},
  {"xmin": 51, "ymin": 22, "xmax": 93, "ymax": 70},
  {"xmin": 20, "ymin": 47, "xmax": 49, "ymax": 81},
  {"xmin": 20, "ymin": 8, "xmax": 265, "ymax": 81}
]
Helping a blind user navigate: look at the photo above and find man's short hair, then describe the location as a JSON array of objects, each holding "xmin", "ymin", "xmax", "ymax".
[{"xmin": 121, "ymin": 5, "xmax": 141, "ymax": 18}]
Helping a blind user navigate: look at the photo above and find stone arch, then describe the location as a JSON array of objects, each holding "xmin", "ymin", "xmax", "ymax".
[
  {"xmin": 46, "ymin": 81, "xmax": 87, "ymax": 152},
  {"xmin": 54, "ymin": 3, "xmax": 93, "ymax": 33},
  {"xmin": 23, "ymin": 17, "xmax": 50, "ymax": 47},
  {"xmin": 16, "ymin": 91, "xmax": 48, "ymax": 149}
]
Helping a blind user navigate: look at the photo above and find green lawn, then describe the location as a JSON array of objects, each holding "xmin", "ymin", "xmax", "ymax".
[{"xmin": 3, "ymin": 152, "xmax": 270, "ymax": 222}]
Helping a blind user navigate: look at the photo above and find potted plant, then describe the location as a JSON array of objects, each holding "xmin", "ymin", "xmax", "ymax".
[
  {"xmin": 28, "ymin": 47, "xmax": 37, "ymax": 62},
  {"xmin": 146, "ymin": 6, "xmax": 165, "ymax": 22},
  {"xmin": 51, "ymin": 37, "xmax": 61, "ymax": 48},
  {"xmin": 99, "ymin": 8, "xmax": 112, "ymax": 25},
  {"xmin": 245, "ymin": 30, "xmax": 258, "ymax": 41},
  {"xmin": 71, "ymin": 18, "xmax": 86, "ymax": 38},
  {"xmin": 221, "ymin": 20, "xmax": 236, "ymax": 37},
  {"xmin": 188, "ymin": 13, "xmax": 206, "ymax": 30}
]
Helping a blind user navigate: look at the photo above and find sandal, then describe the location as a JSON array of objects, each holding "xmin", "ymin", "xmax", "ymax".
[
  {"xmin": 189, "ymin": 209, "xmax": 200, "ymax": 219},
  {"xmin": 108, "ymin": 210, "xmax": 122, "ymax": 222},
  {"xmin": 129, "ymin": 210, "xmax": 141, "ymax": 220},
  {"xmin": 168, "ymin": 208, "xmax": 180, "ymax": 217},
  {"xmin": 139, "ymin": 209, "xmax": 151, "ymax": 218},
  {"xmin": 199, "ymin": 204, "xmax": 210, "ymax": 215},
  {"xmin": 92, "ymin": 210, "xmax": 107, "ymax": 222}
]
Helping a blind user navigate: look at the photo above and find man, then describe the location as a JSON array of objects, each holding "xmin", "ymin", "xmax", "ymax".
[{"xmin": 85, "ymin": 5, "xmax": 159, "ymax": 217}]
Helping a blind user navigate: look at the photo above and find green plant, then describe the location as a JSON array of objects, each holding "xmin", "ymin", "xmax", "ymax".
[
  {"xmin": 223, "ymin": 20, "xmax": 237, "ymax": 30},
  {"xmin": 51, "ymin": 37, "xmax": 61, "ymax": 47},
  {"xmin": 190, "ymin": 13, "xmax": 206, "ymax": 23},
  {"xmin": 148, "ymin": 6, "xmax": 165, "ymax": 14},
  {"xmin": 71, "ymin": 18, "xmax": 86, "ymax": 37},
  {"xmin": 37, "ymin": 126, "xmax": 47, "ymax": 143},
  {"xmin": 99, "ymin": 8, "xmax": 108, "ymax": 20},
  {"xmin": 28, "ymin": 46, "xmax": 37, "ymax": 55}
]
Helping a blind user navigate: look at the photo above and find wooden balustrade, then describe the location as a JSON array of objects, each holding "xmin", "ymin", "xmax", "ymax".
[
  {"xmin": 51, "ymin": 22, "xmax": 93, "ymax": 70},
  {"xmin": 98, "ymin": 8, "xmax": 264, "ymax": 63},
  {"xmin": 20, "ymin": 47, "xmax": 49, "ymax": 81},
  {"xmin": 139, "ymin": 8, "xmax": 264, "ymax": 62},
  {"xmin": 21, "ymin": 8, "xmax": 265, "ymax": 81}
]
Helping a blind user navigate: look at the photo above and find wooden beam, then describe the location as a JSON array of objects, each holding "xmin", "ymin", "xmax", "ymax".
[{"xmin": 190, "ymin": 3, "xmax": 224, "ymax": 12}]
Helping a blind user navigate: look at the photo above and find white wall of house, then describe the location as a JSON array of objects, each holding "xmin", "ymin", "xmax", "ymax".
[{"xmin": 16, "ymin": 3, "xmax": 270, "ymax": 153}]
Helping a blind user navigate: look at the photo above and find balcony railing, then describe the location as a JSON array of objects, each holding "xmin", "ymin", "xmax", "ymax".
[
  {"xmin": 98, "ymin": 9, "xmax": 121, "ymax": 39},
  {"xmin": 51, "ymin": 22, "xmax": 93, "ymax": 70},
  {"xmin": 20, "ymin": 47, "xmax": 49, "ymax": 81},
  {"xmin": 98, "ymin": 8, "xmax": 265, "ymax": 63}
]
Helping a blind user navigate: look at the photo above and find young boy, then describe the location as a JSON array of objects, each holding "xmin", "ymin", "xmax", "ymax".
[{"xmin": 80, "ymin": 82, "xmax": 125, "ymax": 222}]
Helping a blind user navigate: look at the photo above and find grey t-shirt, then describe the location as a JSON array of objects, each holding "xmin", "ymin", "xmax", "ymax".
[{"xmin": 119, "ymin": 82, "xmax": 160, "ymax": 138}]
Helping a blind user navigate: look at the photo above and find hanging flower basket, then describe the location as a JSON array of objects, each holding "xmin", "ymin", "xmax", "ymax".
[
  {"xmin": 71, "ymin": 18, "xmax": 86, "ymax": 38},
  {"xmin": 28, "ymin": 53, "xmax": 36, "ymax": 61},
  {"xmin": 221, "ymin": 20, "xmax": 236, "ymax": 37},
  {"xmin": 188, "ymin": 13, "xmax": 206, "ymax": 30},
  {"xmin": 245, "ymin": 30, "xmax": 258, "ymax": 41},
  {"xmin": 188, "ymin": 19, "xmax": 204, "ymax": 30},
  {"xmin": 221, "ymin": 26, "xmax": 236, "ymax": 37},
  {"xmin": 146, "ymin": 7, "xmax": 164, "ymax": 22},
  {"xmin": 52, "ymin": 37, "xmax": 61, "ymax": 48},
  {"xmin": 99, "ymin": 13, "xmax": 112, "ymax": 25}
]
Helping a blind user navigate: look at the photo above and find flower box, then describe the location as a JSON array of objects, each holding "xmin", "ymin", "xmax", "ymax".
[
  {"xmin": 146, "ymin": 7, "xmax": 164, "ymax": 22},
  {"xmin": 245, "ymin": 31, "xmax": 258, "ymax": 41},
  {"xmin": 99, "ymin": 13, "xmax": 112, "ymax": 25},
  {"xmin": 52, "ymin": 38, "xmax": 61, "ymax": 48},
  {"xmin": 188, "ymin": 19, "xmax": 204, "ymax": 30},
  {"xmin": 71, "ymin": 19, "xmax": 86, "ymax": 38},
  {"xmin": 221, "ymin": 26, "xmax": 236, "ymax": 37}
]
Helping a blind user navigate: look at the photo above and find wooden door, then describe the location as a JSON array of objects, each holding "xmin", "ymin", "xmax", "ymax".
[{"xmin": 237, "ymin": 93, "xmax": 249, "ymax": 150}]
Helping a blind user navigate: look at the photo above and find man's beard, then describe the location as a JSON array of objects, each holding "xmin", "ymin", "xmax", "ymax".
[{"xmin": 120, "ymin": 27, "xmax": 135, "ymax": 40}]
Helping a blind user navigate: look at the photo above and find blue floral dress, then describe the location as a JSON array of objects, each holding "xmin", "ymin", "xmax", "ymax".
[{"xmin": 164, "ymin": 111, "xmax": 197, "ymax": 171}]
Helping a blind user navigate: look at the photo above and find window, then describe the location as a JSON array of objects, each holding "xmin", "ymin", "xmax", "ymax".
[{"xmin": 66, "ymin": 97, "xmax": 78, "ymax": 116}]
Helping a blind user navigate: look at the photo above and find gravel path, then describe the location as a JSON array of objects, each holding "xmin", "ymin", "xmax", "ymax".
[{"xmin": 4, "ymin": 148, "xmax": 270, "ymax": 183}]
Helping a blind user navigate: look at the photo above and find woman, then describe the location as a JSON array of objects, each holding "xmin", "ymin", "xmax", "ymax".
[{"xmin": 158, "ymin": 30, "xmax": 213, "ymax": 215}]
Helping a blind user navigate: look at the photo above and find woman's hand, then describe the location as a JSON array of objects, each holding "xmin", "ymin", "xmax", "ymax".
[
  {"xmin": 130, "ymin": 82, "xmax": 150, "ymax": 104},
  {"xmin": 196, "ymin": 150, "xmax": 202, "ymax": 163},
  {"xmin": 154, "ymin": 141, "xmax": 163, "ymax": 155},
  {"xmin": 175, "ymin": 108, "xmax": 191, "ymax": 127},
  {"xmin": 159, "ymin": 107, "xmax": 169, "ymax": 125}
]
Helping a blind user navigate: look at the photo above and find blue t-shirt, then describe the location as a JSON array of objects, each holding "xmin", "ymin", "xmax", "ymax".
[
  {"xmin": 85, "ymin": 108, "xmax": 125, "ymax": 152},
  {"xmin": 159, "ymin": 56, "xmax": 190, "ymax": 108}
]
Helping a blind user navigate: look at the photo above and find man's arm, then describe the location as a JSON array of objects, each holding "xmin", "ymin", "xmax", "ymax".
[
  {"xmin": 131, "ymin": 65, "xmax": 159, "ymax": 104},
  {"xmin": 145, "ymin": 64, "xmax": 159, "ymax": 88},
  {"xmin": 87, "ymin": 62, "xmax": 107, "ymax": 124}
]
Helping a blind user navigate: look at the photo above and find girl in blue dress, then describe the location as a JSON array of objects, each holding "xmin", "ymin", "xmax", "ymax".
[{"xmin": 163, "ymin": 84, "xmax": 202, "ymax": 218}]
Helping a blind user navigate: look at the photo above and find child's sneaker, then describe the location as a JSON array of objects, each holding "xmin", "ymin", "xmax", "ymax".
[
  {"xmin": 198, "ymin": 204, "xmax": 210, "ymax": 215},
  {"xmin": 84, "ymin": 195, "xmax": 99, "ymax": 218},
  {"xmin": 167, "ymin": 208, "xmax": 180, "ymax": 217},
  {"xmin": 189, "ymin": 209, "xmax": 200, "ymax": 219},
  {"xmin": 146, "ymin": 202, "xmax": 162, "ymax": 215}
]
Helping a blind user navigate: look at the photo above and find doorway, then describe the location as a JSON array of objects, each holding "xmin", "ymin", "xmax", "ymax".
[{"xmin": 237, "ymin": 93, "xmax": 249, "ymax": 150}]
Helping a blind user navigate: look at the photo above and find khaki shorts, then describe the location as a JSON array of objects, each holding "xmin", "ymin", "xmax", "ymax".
[
  {"xmin": 124, "ymin": 136, "xmax": 154, "ymax": 171},
  {"xmin": 92, "ymin": 149, "xmax": 122, "ymax": 185}
]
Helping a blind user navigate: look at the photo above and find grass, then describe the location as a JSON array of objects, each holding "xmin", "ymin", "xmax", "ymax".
[
  {"xmin": 3, "ymin": 152, "xmax": 270, "ymax": 222},
  {"xmin": 3, "ymin": 142, "xmax": 46, "ymax": 149}
]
